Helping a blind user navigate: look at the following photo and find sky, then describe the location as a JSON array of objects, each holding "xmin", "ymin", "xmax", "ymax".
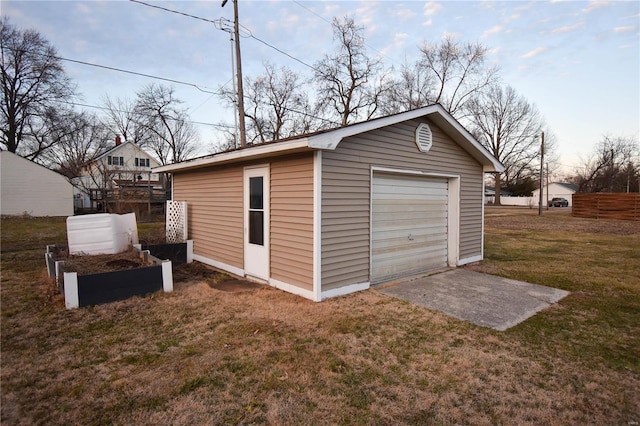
[{"xmin": 3, "ymin": 0, "xmax": 639, "ymax": 175}]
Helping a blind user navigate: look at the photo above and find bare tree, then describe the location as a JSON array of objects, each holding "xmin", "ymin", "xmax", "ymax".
[
  {"xmin": 0, "ymin": 17, "xmax": 76, "ymax": 157},
  {"xmin": 39, "ymin": 110, "xmax": 111, "ymax": 179},
  {"xmin": 134, "ymin": 84, "xmax": 198, "ymax": 165},
  {"xmin": 219, "ymin": 62, "xmax": 328, "ymax": 145},
  {"xmin": 385, "ymin": 36, "xmax": 498, "ymax": 118},
  {"xmin": 574, "ymin": 135, "xmax": 639, "ymax": 193},
  {"xmin": 102, "ymin": 95, "xmax": 149, "ymax": 145},
  {"xmin": 314, "ymin": 16, "xmax": 391, "ymax": 126},
  {"xmin": 466, "ymin": 85, "xmax": 545, "ymax": 205},
  {"xmin": 246, "ymin": 62, "xmax": 321, "ymax": 143}
]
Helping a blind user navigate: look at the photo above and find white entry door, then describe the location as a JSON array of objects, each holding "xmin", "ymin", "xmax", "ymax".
[
  {"xmin": 244, "ymin": 166, "xmax": 269, "ymax": 281},
  {"xmin": 371, "ymin": 173, "xmax": 449, "ymax": 284}
]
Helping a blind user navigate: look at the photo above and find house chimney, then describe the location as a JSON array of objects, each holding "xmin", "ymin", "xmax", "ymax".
[{"xmin": 115, "ymin": 135, "xmax": 122, "ymax": 146}]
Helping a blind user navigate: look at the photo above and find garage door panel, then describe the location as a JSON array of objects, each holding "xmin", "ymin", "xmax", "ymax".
[
  {"xmin": 372, "ymin": 227, "xmax": 448, "ymax": 243},
  {"xmin": 372, "ymin": 173, "xmax": 448, "ymax": 284},
  {"xmin": 373, "ymin": 210, "xmax": 447, "ymax": 226}
]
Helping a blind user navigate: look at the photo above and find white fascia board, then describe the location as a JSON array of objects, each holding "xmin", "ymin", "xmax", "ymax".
[
  {"xmin": 154, "ymin": 138, "xmax": 310, "ymax": 173},
  {"xmin": 431, "ymin": 114, "xmax": 505, "ymax": 173},
  {"xmin": 307, "ymin": 106, "xmax": 441, "ymax": 150},
  {"xmin": 308, "ymin": 104, "xmax": 504, "ymax": 173}
]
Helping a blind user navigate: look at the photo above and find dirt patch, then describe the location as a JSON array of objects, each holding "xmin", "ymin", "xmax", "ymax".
[
  {"xmin": 208, "ymin": 278, "xmax": 266, "ymax": 293},
  {"xmin": 61, "ymin": 249, "xmax": 146, "ymax": 275}
]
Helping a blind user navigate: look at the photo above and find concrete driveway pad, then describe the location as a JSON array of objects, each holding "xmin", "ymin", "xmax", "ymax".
[{"xmin": 379, "ymin": 269, "xmax": 569, "ymax": 331}]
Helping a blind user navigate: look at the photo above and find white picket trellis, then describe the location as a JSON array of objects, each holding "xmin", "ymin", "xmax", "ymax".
[{"xmin": 166, "ymin": 201, "xmax": 187, "ymax": 243}]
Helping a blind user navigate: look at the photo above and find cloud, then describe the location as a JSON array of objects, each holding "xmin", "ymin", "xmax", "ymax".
[
  {"xmin": 389, "ymin": 8, "xmax": 416, "ymax": 20},
  {"xmin": 550, "ymin": 23, "xmax": 583, "ymax": 34},
  {"xmin": 582, "ymin": 0, "xmax": 610, "ymax": 13},
  {"xmin": 423, "ymin": 19, "xmax": 433, "ymax": 27},
  {"xmin": 614, "ymin": 25, "xmax": 637, "ymax": 33},
  {"xmin": 482, "ymin": 25, "xmax": 504, "ymax": 38},
  {"xmin": 380, "ymin": 33, "xmax": 409, "ymax": 56},
  {"xmin": 423, "ymin": 1, "xmax": 442, "ymax": 17},
  {"xmin": 521, "ymin": 47, "xmax": 547, "ymax": 59},
  {"xmin": 441, "ymin": 31, "xmax": 460, "ymax": 40}
]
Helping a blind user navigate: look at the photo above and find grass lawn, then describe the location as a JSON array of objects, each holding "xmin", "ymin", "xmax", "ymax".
[{"xmin": 1, "ymin": 210, "xmax": 639, "ymax": 425}]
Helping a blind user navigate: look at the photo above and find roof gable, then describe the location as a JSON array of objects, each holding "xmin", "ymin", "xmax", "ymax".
[
  {"xmin": 95, "ymin": 141, "xmax": 159, "ymax": 165},
  {"xmin": 155, "ymin": 105, "xmax": 504, "ymax": 174}
]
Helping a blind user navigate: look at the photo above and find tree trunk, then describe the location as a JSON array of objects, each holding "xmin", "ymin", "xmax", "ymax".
[{"xmin": 494, "ymin": 173, "xmax": 502, "ymax": 206}]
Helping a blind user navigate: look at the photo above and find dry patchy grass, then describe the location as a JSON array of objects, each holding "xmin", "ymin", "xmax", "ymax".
[{"xmin": 1, "ymin": 213, "xmax": 639, "ymax": 425}]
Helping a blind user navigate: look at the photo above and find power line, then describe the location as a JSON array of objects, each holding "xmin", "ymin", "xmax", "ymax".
[
  {"xmin": 248, "ymin": 34, "xmax": 316, "ymax": 71},
  {"xmin": 56, "ymin": 100, "xmax": 234, "ymax": 129},
  {"xmin": 55, "ymin": 56, "xmax": 216, "ymax": 94},
  {"xmin": 129, "ymin": 0, "xmax": 219, "ymax": 25},
  {"xmin": 129, "ymin": 0, "xmax": 318, "ymax": 72}
]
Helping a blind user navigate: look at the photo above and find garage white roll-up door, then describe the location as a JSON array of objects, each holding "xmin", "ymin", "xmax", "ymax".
[{"xmin": 371, "ymin": 173, "xmax": 448, "ymax": 284}]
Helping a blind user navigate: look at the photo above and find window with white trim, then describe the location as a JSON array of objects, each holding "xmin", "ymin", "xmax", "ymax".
[
  {"xmin": 107, "ymin": 156, "xmax": 124, "ymax": 166},
  {"xmin": 135, "ymin": 158, "xmax": 150, "ymax": 167}
]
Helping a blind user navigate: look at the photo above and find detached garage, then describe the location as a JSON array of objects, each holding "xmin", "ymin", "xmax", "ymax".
[
  {"xmin": 0, "ymin": 150, "xmax": 74, "ymax": 217},
  {"xmin": 155, "ymin": 104, "xmax": 504, "ymax": 301}
]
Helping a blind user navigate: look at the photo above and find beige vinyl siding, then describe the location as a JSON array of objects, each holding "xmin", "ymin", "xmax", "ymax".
[
  {"xmin": 270, "ymin": 154, "xmax": 314, "ymax": 291},
  {"xmin": 321, "ymin": 118, "xmax": 484, "ymax": 291},
  {"xmin": 172, "ymin": 166, "xmax": 244, "ymax": 270}
]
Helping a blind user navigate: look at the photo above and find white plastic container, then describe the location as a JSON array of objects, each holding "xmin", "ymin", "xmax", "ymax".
[{"xmin": 67, "ymin": 213, "xmax": 139, "ymax": 255}]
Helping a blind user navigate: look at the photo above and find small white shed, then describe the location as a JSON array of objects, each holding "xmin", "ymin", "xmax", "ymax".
[
  {"xmin": 0, "ymin": 151, "xmax": 74, "ymax": 216},
  {"xmin": 532, "ymin": 182, "xmax": 578, "ymax": 207}
]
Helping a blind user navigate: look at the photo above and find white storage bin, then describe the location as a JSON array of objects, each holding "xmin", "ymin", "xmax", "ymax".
[{"xmin": 67, "ymin": 213, "xmax": 139, "ymax": 255}]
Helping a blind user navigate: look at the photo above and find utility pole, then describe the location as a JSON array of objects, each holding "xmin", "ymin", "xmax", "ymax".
[
  {"xmin": 545, "ymin": 162, "xmax": 549, "ymax": 211},
  {"xmin": 215, "ymin": 17, "xmax": 239, "ymax": 148},
  {"xmin": 538, "ymin": 132, "xmax": 545, "ymax": 216},
  {"xmin": 222, "ymin": 0, "xmax": 247, "ymax": 148}
]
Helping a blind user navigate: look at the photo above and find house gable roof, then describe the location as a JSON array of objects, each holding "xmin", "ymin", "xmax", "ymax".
[
  {"xmin": 94, "ymin": 141, "xmax": 160, "ymax": 166},
  {"xmin": 553, "ymin": 182, "xmax": 578, "ymax": 192},
  {"xmin": 154, "ymin": 104, "xmax": 504, "ymax": 174}
]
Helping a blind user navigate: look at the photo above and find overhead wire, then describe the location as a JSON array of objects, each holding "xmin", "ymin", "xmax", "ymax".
[
  {"xmin": 55, "ymin": 56, "xmax": 217, "ymax": 94},
  {"xmin": 3, "ymin": 46, "xmax": 218, "ymax": 94},
  {"xmin": 56, "ymin": 100, "xmax": 235, "ymax": 129}
]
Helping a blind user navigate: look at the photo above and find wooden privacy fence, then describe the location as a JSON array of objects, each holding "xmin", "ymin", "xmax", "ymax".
[{"xmin": 572, "ymin": 193, "xmax": 640, "ymax": 221}]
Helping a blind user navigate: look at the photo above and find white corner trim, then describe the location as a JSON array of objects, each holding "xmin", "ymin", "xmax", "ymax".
[
  {"xmin": 186, "ymin": 240, "xmax": 194, "ymax": 264},
  {"xmin": 63, "ymin": 272, "xmax": 79, "ymax": 309},
  {"xmin": 458, "ymin": 255, "xmax": 483, "ymax": 266},
  {"xmin": 162, "ymin": 260, "xmax": 173, "ymax": 292},
  {"xmin": 269, "ymin": 278, "xmax": 316, "ymax": 301},
  {"xmin": 481, "ymin": 180, "xmax": 486, "ymax": 260},
  {"xmin": 448, "ymin": 176, "xmax": 461, "ymax": 268},
  {"xmin": 313, "ymin": 151, "xmax": 322, "ymax": 302},
  {"xmin": 192, "ymin": 254, "xmax": 245, "ymax": 278},
  {"xmin": 321, "ymin": 281, "xmax": 371, "ymax": 300}
]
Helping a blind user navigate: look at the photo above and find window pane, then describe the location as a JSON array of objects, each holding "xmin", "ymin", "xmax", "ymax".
[
  {"xmin": 250, "ymin": 177, "xmax": 263, "ymax": 209},
  {"xmin": 249, "ymin": 210, "xmax": 264, "ymax": 245}
]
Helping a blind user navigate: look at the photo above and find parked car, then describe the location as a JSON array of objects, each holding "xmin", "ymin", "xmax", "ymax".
[{"xmin": 548, "ymin": 197, "xmax": 569, "ymax": 207}]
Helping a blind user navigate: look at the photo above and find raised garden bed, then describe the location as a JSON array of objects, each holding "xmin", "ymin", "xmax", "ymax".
[{"xmin": 45, "ymin": 241, "xmax": 192, "ymax": 309}]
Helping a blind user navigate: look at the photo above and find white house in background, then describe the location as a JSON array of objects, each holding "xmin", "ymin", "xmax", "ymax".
[
  {"xmin": 73, "ymin": 136, "xmax": 163, "ymax": 211},
  {"xmin": 0, "ymin": 150, "xmax": 74, "ymax": 216},
  {"xmin": 532, "ymin": 182, "xmax": 578, "ymax": 207}
]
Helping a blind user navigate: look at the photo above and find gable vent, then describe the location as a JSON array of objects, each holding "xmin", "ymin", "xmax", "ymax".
[{"xmin": 415, "ymin": 123, "xmax": 433, "ymax": 153}]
